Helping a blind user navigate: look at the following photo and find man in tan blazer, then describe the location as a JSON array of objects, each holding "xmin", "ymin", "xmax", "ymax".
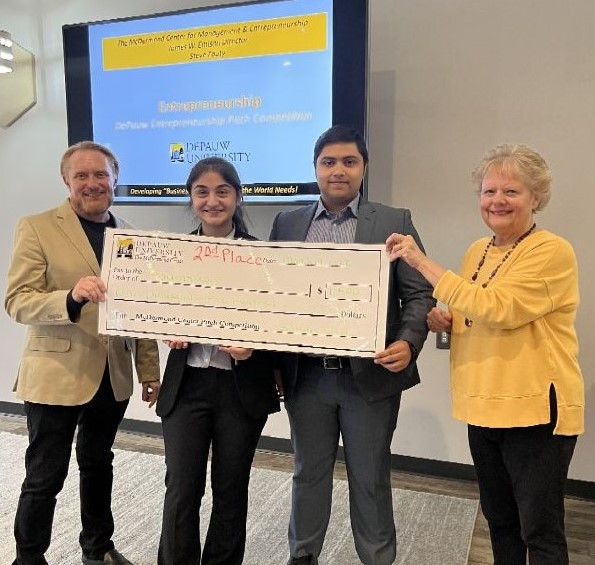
[{"xmin": 5, "ymin": 141, "xmax": 161, "ymax": 565}]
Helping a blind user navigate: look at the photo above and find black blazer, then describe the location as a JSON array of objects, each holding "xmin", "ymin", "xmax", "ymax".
[
  {"xmin": 269, "ymin": 200, "xmax": 436, "ymax": 402},
  {"xmin": 156, "ymin": 230, "xmax": 280, "ymax": 420}
]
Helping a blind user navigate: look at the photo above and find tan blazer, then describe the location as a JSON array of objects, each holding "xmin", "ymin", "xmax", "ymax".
[{"xmin": 4, "ymin": 199, "xmax": 160, "ymax": 405}]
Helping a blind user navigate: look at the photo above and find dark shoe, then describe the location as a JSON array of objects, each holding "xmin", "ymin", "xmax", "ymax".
[
  {"xmin": 12, "ymin": 557, "xmax": 49, "ymax": 565},
  {"xmin": 287, "ymin": 557, "xmax": 318, "ymax": 565},
  {"xmin": 82, "ymin": 548, "xmax": 133, "ymax": 565}
]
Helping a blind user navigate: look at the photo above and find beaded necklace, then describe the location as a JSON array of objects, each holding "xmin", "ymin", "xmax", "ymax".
[{"xmin": 464, "ymin": 222, "xmax": 536, "ymax": 327}]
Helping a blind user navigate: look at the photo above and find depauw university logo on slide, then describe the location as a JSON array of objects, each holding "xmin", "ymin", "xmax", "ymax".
[{"xmin": 169, "ymin": 143, "xmax": 185, "ymax": 162}]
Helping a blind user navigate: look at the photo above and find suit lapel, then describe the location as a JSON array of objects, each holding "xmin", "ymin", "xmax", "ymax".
[
  {"xmin": 354, "ymin": 201, "xmax": 377, "ymax": 244},
  {"xmin": 55, "ymin": 199, "xmax": 101, "ymax": 275},
  {"xmin": 296, "ymin": 203, "xmax": 317, "ymax": 240}
]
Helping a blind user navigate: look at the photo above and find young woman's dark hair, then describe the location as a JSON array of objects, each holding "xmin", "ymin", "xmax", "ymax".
[{"xmin": 185, "ymin": 157, "xmax": 247, "ymax": 233}]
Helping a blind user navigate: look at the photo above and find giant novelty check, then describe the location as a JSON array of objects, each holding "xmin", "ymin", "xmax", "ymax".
[{"xmin": 99, "ymin": 228, "xmax": 389, "ymax": 357}]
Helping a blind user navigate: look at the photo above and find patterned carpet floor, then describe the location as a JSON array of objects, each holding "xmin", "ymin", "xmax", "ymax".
[{"xmin": 0, "ymin": 431, "xmax": 478, "ymax": 564}]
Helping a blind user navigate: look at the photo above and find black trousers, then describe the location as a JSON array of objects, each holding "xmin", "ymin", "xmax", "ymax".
[
  {"xmin": 468, "ymin": 421, "xmax": 577, "ymax": 565},
  {"xmin": 13, "ymin": 367, "xmax": 128, "ymax": 565},
  {"xmin": 158, "ymin": 366, "xmax": 267, "ymax": 565}
]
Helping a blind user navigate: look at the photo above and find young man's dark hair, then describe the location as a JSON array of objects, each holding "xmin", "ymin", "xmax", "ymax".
[{"xmin": 312, "ymin": 125, "xmax": 369, "ymax": 166}]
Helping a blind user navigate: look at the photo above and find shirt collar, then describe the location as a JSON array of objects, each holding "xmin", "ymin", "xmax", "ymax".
[
  {"xmin": 314, "ymin": 194, "xmax": 360, "ymax": 220},
  {"xmin": 198, "ymin": 223, "xmax": 236, "ymax": 239}
]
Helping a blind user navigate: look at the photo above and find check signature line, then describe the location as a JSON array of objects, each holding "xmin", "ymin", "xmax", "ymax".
[{"xmin": 138, "ymin": 318, "xmax": 360, "ymax": 340}]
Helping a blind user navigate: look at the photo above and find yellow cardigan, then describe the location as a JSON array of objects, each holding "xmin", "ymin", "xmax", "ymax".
[{"xmin": 434, "ymin": 229, "xmax": 584, "ymax": 435}]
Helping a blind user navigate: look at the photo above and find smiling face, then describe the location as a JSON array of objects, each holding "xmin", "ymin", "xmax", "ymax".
[
  {"xmin": 190, "ymin": 170, "xmax": 239, "ymax": 237},
  {"xmin": 480, "ymin": 168, "xmax": 539, "ymax": 246},
  {"xmin": 63, "ymin": 149, "xmax": 116, "ymax": 222},
  {"xmin": 315, "ymin": 142, "xmax": 366, "ymax": 214}
]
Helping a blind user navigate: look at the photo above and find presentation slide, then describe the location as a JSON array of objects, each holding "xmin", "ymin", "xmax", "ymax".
[{"xmin": 87, "ymin": 0, "xmax": 333, "ymax": 203}]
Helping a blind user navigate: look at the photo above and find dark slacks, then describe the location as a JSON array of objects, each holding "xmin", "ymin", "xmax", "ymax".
[
  {"xmin": 158, "ymin": 366, "xmax": 266, "ymax": 565},
  {"xmin": 13, "ymin": 367, "xmax": 128, "ymax": 565},
  {"xmin": 285, "ymin": 357, "xmax": 401, "ymax": 565},
  {"xmin": 468, "ymin": 422, "xmax": 577, "ymax": 565}
]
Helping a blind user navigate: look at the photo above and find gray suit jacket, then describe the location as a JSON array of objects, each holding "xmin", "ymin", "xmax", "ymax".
[
  {"xmin": 4, "ymin": 199, "xmax": 160, "ymax": 405},
  {"xmin": 269, "ymin": 199, "xmax": 435, "ymax": 402}
]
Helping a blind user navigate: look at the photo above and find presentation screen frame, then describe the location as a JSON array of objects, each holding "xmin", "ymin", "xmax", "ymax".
[{"xmin": 63, "ymin": 0, "xmax": 369, "ymax": 205}]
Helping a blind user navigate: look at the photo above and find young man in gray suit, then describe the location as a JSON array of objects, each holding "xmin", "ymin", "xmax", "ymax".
[
  {"xmin": 269, "ymin": 126, "xmax": 435, "ymax": 565},
  {"xmin": 5, "ymin": 142, "xmax": 161, "ymax": 565}
]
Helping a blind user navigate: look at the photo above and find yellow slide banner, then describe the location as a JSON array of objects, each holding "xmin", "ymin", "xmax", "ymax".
[{"xmin": 102, "ymin": 13, "xmax": 327, "ymax": 71}]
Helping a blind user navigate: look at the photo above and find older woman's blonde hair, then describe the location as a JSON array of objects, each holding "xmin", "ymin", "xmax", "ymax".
[{"xmin": 471, "ymin": 144, "xmax": 552, "ymax": 211}]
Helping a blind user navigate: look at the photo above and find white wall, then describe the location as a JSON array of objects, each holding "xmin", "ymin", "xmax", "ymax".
[{"xmin": 1, "ymin": 0, "xmax": 592, "ymax": 482}]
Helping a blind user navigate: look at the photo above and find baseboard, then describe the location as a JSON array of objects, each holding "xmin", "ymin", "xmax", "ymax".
[
  {"xmin": 0, "ymin": 400, "xmax": 25, "ymax": 417},
  {"xmin": 122, "ymin": 417, "xmax": 163, "ymax": 437},
  {"xmin": 2, "ymin": 400, "xmax": 593, "ymax": 500}
]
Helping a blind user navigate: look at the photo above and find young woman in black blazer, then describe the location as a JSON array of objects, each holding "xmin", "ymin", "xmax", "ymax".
[{"xmin": 156, "ymin": 158, "xmax": 280, "ymax": 565}]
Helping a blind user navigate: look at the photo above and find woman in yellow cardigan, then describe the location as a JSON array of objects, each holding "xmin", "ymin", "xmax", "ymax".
[{"xmin": 386, "ymin": 144, "xmax": 584, "ymax": 565}]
